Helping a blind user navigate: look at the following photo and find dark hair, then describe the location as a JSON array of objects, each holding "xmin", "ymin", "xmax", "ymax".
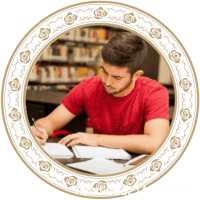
[{"xmin": 101, "ymin": 32, "xmax": 147, "ymax": 75}]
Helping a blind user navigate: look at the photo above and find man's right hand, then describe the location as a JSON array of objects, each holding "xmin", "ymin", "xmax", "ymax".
[{"xmin": 31, "ymin": 126, "xmax": 49, "ymax": 145}]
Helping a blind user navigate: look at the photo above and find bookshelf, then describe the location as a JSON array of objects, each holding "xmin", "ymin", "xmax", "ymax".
[{"xmin": 28, "ymin": 26, "xmax": 122, "ymax": 92}]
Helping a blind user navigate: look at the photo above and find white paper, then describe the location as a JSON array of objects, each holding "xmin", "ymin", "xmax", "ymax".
[
  {"xmin": 67, "ymin": 157, "xmax": 134, "ymax": 175},
  {"xmin": 42, "ymin": 143, "xmax": 74, "ymax": 158},
  {"xmin": 72, "ymin": 145, "xmax": 131, "ymax": 159}
]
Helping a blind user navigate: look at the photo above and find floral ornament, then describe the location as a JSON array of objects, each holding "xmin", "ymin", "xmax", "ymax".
[
  {"xmin": 149, "ymin": 28, "xmax": 162, "ymax": 39},
  {"xmin": 150, "ymin": 159, "xmax": 162, "ymax": 172},
  {"xmin": 38, "ymin": 28, "xmax": 51, "ymax": 41},
  {"xmin": 123, "ymin": 175, "xmax": 137, "ymax": 186},
  {"xmin": 19, "ymin": 137, "xmax": 32, "ymax": 150},
  {"xmin": 9, "ymin": 78, "xmax": 21, "ymax": 92},
  {"xmin": 169, "ymin": 50, "xmax": 181, "ymax": 63},
  {"xmin": 180, "ymin": 108, "xmax": 192, "ymax": 122},
  {"xmin": 170, "ymin": 136, "xmax": 181, "ymax": 150},
  {"xmin": 179, "ymin": 78, "xmax": 192, "ymax": 92},
  {"xmin": 64, "ymin": 176, "xmax": 78, "ymax": 187},
  {"xmin": 9, "ymin": 108, "xmax": 21, "ymax": 122},
  {"xmin": 64, "ymin": 12, "xmax": 78, "ymax": 25},
  {"xmin": 122, "ymin": 12, "xmax": 137, "ymax": 24},
  {"xmin": 20, "ymin": 50, "xmax": 30, "ymax": 64},
  {"xmin": 38, "ymin": 161, "xmax": 52, "ymax": 172},
  {"xmin": 93, "ymin": 180, "xmax": 107, "ymax": 193},
  {"xmin": 93, "ymin": 7, "xmax": 108, "ymax": 19}
]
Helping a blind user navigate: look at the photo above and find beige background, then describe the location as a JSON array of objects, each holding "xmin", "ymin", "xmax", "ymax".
[{"xmin": 0, "ymin": 0, "xmax": 199, "ymax": 199}]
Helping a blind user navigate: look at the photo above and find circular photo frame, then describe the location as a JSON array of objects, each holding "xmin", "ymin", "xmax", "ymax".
[{"xmin": 2, "ymin": 1, "xmax": 199, "ymax": 198}]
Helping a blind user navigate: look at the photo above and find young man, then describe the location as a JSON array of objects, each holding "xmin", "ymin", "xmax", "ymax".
[{"xmin": 31, "ymin": 32, "xmax": 169, "ymax": 154}]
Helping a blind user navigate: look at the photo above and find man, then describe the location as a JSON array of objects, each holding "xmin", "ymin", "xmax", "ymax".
[{"xmin": 31, "ymin": 32, "xmax": 169, "ymax": 154}]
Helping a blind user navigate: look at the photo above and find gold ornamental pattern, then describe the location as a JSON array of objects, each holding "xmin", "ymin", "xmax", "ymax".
[
  {"xmin": 38, "ymin": 28, "xmax": 51, "ymax": 41},
  {"xmin": 93, "ymin": 180, "xmax": 108, "ymax": 193},
  {"xmin": 180, "ymin": 108, "xmax": 192, "ymax": 122},
  {"xmin": 169, "ymin": 50, "xmax": 181, "ymax": 63},
  {"xmin": 149, "ymin": 28, "xmax": 162, "ymax": 39},
  {"xmin": 20, "ymin": 50, "xmax": 31, "ymax": 64},
  {"xmin": 170, "ymin": 136, "xmax": 181, "ymax": 150},
  {"xmin": 64, "ymin": 12, "xmax": 78, "ymax": 25},
  {"xmin": 179, "ymin": 78, "xmax": 192, "ymax": 92},
  {"xmin": 19, "ymin": 137, "xmax": 32, "ymax": 150},
  {"xmin": 38, "ymin": 161, "xmax": 52, "ymax": 172},
  {"xmin": 150, "ymin": 159, "xmax": 162, "ymax": 172},
  {"xmin": 9, "ymin": 108, "xmax": 21, "ymax": 122},
  {"xmin": 123, "ymin": 175, "xmax": 137, "ymax": 186},
  {"xmin": 64, "ymin": 176, "xmax": 78, "ymax": 187},
  {"xmin": 9, "ymin": 78, "xmax": 21, "ymax": 92},
  {"xmin": 122, "ymin": 12, "xmax": 137, "ymax": 24},
  {"xmin": 93, "ymin": 7, "xmax": 108, "ymax": 19}
]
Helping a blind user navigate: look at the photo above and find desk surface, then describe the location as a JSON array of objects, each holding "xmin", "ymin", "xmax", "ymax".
[
  {"xmin": 47, "ymin": 137, "xmax": 141, "ymax": 174},
  {"xmin": 26, "ymin": 90, "xmax": 67, "ymax": 105}
]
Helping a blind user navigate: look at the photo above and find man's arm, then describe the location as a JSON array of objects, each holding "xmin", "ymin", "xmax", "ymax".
[
  {"xmin": 59, "ymin": 118, "xmax": 169, "ymax": 154},
  {"xmin": 31, "ymin": 104, "xmax": 76, "ymax": 144}
]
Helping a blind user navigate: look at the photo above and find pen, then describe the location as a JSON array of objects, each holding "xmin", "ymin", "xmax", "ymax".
[
  {"xmin": 32, "ymin": 118, "xmax": 45, "ymax": 146},
  {"xmin": 123, "ymin": 154, "xmax": 149, "ymax": 167}
]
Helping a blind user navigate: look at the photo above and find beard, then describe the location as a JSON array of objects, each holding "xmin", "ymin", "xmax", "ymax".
[{"xmin": 103, "ymin": 77, "xmax": 133, "ymax": 96}]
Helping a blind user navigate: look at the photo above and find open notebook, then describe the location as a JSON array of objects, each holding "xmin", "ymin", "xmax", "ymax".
[
  {"xmin": 72, "ymin": 145, "xmax": 131, "ymax": 159},
  {"xmin": 42, "ymin": 143, "xmax": 74, "ymax": 158},
  {"xmin": 67, "ymin": 157, "xmax": 134, "ymax": 175}
]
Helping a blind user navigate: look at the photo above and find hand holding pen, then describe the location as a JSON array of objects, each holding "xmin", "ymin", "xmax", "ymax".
[{"xmin": 31, "ymin": 118, "xmax": 49, "ymax": 145}]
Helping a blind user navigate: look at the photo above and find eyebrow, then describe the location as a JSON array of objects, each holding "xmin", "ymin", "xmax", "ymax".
[{"xmin": 101, "ymin": 66, "xmax": 124, "ymax": 79}]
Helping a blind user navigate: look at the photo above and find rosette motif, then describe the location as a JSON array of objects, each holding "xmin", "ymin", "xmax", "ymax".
[
  {"xmin": 9, "ymin": 78, "xmax": 21, "ymax": 92},
  {"xmin": 64, "ymin": 12, "xmax": 78, "ymax": 25},
  {"xmin": 93, "ymin": 180, "xmax": 107, "ymax": 193},
  {"xmin": 169, "ymin": 50, "xmax": 181, "ymax": 63},
  {"xmin": 150, "ymin": 159, "xmax": 162, "ymax": 172},
  {"xmin": 19, "ymin": 137, "xmax": 32, "ymax": 150},
  {"xmin": 39, "ymin": 161, "xmax": 52, "ymax": 172},
  {"xmin": 93, "ymin": 7, "xmax": 108, "ymax": 19},
  {"xmin": 122, "ymin": 13, "xmax": 137, "ymax": 24},
  {"xmin": 149, "ymin": 28, "xmax": 162, "ymax": 39},
  {"xmin": 64, "ymin": 176, "xmax": 78, "ymax": 187},
  {"xmin": 123, "ymin": 175, "xmax": 137, "ymax": 186},
  {"xmin": 38, "ymin": 28, "xmax": 51, "ymax": 41},
  {"xmin": 179, "ymin": 78, "xmax": 192, "ymax": 92},
  {"xmin": 20, "ymin": 50, "xmax": 30, "ymax": 64},
  {"xmin": 180, "ymin": 108, "xmax": 192, "ymax": 122},
  {"xmin": 9, "ymin": 108, "xmax": 21, "ymax": 122},
  {"xmin": 170, "ymin": 136, "xmax": 181, "ymax": 150}
]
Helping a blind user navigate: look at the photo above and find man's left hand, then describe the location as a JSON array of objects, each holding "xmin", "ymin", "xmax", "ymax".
[{"xmin": 58, "ymin": 132, "xmax": 100, "ymax": 147}]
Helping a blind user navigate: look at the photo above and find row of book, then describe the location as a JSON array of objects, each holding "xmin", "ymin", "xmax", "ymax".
[
  {"xmin": 27, "ymin": 84, "xmax": 72, "ymax": 92},
  {"xmin": 60, "ymin": 27, "xmax": 118, "ymax": 43},
  {"xmin": 39, "ymin": 45, "xmax": 104, "ymax": 64},
  {"xmin": 29, "ymin": 64, "xmax": 96, "ymax": 83}
]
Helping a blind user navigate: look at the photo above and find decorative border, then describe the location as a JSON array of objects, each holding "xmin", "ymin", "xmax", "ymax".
[{"xmin": 1, "ymin": 1, "xmax": 198, "ymax": 198}]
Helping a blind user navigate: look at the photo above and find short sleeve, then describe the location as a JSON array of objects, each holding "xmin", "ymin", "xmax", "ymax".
[
  {"xmin": 144, "ymin": 86, "xmax": 170, "ymax": 122},
  {"xmin": 61, "ymin": 80, "xmax": 85, "ymax": 115}
]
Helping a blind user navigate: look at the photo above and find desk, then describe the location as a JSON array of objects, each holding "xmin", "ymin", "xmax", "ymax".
[{"xmin": 47, "ymin": 137, "xmax": 142, "ymax": 174}]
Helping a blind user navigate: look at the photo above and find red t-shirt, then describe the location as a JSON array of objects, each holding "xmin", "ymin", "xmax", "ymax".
[{"xmin": 62, "ymin": 76, "xmax": 169, "ymax": 135}]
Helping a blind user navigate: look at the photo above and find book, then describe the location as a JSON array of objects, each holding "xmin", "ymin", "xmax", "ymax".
[
  {"xmin": 72, "ymin": 145, "xmax": 131, "ymax": 159},
  {"xmin": 67, "ymin": 157, "xmax": 133, "ymax": 175},
  {"xmin": 42, "ymin": 143, "xmax": 74, "ymax": 158}
]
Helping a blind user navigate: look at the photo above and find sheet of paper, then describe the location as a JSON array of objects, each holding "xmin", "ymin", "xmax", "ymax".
[
  {"xmin": 72, "ymin": 145, "xmax": 131, "ymax": 159},
  {"xmin": 67, "ymin": 157, "xmax": 134, "ymax": 175},
  {"xmin": 42, "ymin": 143, "xmax": 74, "ymax": 158}
]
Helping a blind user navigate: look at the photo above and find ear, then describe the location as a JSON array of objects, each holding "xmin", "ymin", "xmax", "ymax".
[{"xmin": 132, "ymin": 70, "xmax": 144, "ymax": 81}]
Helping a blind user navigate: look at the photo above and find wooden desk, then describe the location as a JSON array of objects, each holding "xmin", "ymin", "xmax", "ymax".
[{"xmin": 47, "ymin": 137, "xmax": 142, "ymax": 174}]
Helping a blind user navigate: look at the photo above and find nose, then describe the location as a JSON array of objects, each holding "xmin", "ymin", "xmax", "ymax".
[{"xmin": 105, "ymin": 75, "xmax": 113, "ymax": 86}]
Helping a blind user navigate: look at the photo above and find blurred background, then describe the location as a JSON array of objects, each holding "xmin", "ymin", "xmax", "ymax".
[{"xmin": 26, "ymin": 25, "xmax": 174, "ymax": 134}]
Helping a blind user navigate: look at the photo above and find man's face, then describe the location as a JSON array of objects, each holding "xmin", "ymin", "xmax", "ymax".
[{"xmin": 101, "ymin": 62, "xmax": 135, "ymax": 97}]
